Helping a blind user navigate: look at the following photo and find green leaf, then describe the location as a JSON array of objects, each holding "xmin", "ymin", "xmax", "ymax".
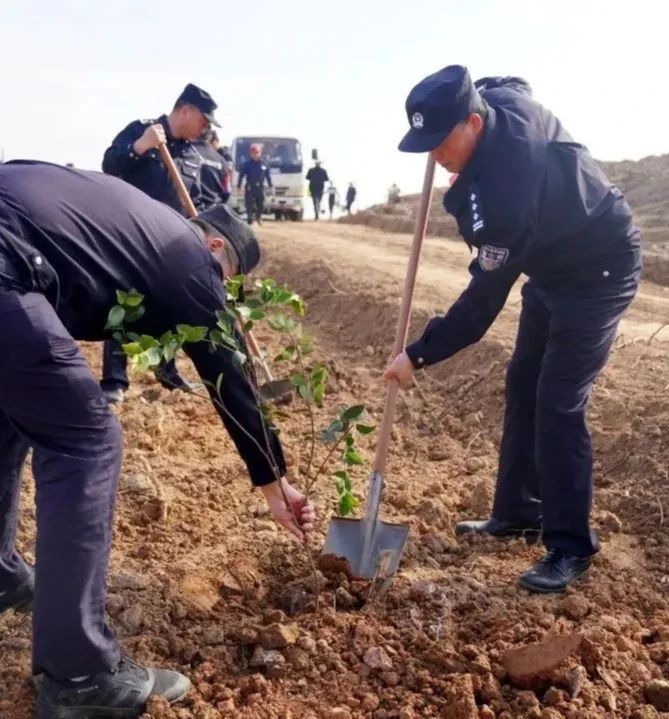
[
  {"xmin": 145, "ymin": 347, "xmax": 163, "ymax": 367},
  {"xmin": 313, "ymin": 384, "xmax": 325, "ymax": 406},
  {"xmin": 342, "ymin": 405, "xmax": 366, "ymax": 422},
  {"xmin": 290, "ymin": 373, "xmax": 307, "ymax": 387},
  {"xmin": 356, "ymin": 424, "xmax": 376, "ymax": 435},
  {"xmin": 338, "ymin": 492, "xmax": 360, "ymax": 517},
  {"xmin": 273, "ymin": 346, "xmax": 296, "ymax": 363},
  {"xmin": 121, "ymin": 341, "xmax": 142, "ymax": 357},
  {"xmin": 176, "ymin": 325, "xmax": 208, "ymax": 343},
  {"xmin": 344, "ymin": 449, "xmax": 365, "ymax": 466},
  {"xmin": 345, "ymin": 434, "xmax": 354, "ymax": 448},
  {"xmin": 124, "ymin": 305, "xmax": 145, "ymax": 323},
  {"xmin": 162, "ymin": 340, "xmax": 179, "ymax": 363},
  {"xmin": 215, "ymin": 373, "xmax": 223, "ymax": 398},
  {"xmin": 333, "ymin": 470, "xmax": 349, "ymax": 481},
  {"xmin": 105, "ymin": 305, "xmax": 125, "ymax": 330},
  {"xmin": 322, "ymin": 418, "xmax": 344, "ymax": 444},
  {"xmin": 249, "ymin": 308, "xmax": 265, "ymax": 321},
  {"xmin": 138, "ymin": 335, "xmax": 160, "ymax": 350},
  {"xmin": 243, "ymin": 321, "xmax": 253, "ymax": 333},
  {"xmin": 298, "ymin": 384, "xmax": 312, "ymax": 402},
  {"xmin": 115, "ymin": 290, "xmax": 128, "ymax": 305}
]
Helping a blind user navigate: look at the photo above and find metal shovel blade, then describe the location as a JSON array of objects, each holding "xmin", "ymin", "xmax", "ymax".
[
  {"xmin": 257, "ymin": 378, "xmax": 294, "ymax": 404},
  {"xmin": 322, "ymin": 471, "xmax": 409, "ymax": 580}
]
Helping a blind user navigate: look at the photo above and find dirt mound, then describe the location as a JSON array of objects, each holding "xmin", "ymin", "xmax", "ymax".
[{"xmin": 2, "ymin": 222, "xmax": 668, "ymax": 718}]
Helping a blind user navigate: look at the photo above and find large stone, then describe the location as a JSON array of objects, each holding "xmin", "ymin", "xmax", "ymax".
[
  {"xmin": 110, "ymin": 571, "xmax": 150, "ymax": 591},
  {"xmin": 502, "ymin": 634, "xmax": 583, "ymax": 686},
  {"xmin": 363, "ymin": 646, "xmax": 393, "ymax": 671},
  {"xmin": 442, "ymin": 674, "xmax": 478, "ymax": 719},
  {"xmin": 559, "ymin": 594, "xmax": 590, "ymax": 620},
  {"xmin": 258, "ymin": 622, "xmax": 300, "ymax": 649},
  {"xmin": 645, "ymin": 679, "xmax": 669, "ymax": 711},
  {"xmin": 249, "ymin": 646, "xmax": 285, "ymax": 669}
]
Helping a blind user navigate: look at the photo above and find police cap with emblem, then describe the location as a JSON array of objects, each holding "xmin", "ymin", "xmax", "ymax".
[
  {"xmin": 398, "ymin": 65, "xmax": 481, "ymax": 153},
  {"xmin": 197, "ymin": 204, "xmax": 260, "ymax": 274},
  {"xmin": 176, "ymin": 83, "xmax": 221, "ymax": 128}
]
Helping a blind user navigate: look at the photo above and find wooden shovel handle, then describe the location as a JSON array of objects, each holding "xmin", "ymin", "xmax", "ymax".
[
  {"xmin": 373, "ymin": 155, "xmax": 436, "ymax": 476},
  {"xmin": 158, "ymin": 141, "xmax": 269, "ymax": 374}
]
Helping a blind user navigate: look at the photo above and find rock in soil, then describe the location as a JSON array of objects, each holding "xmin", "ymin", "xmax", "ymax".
[
  {"xmin": 645, "ymin": 679, "xmax": 669, "ymax": 711},
  {"xmin": 258, "ymin": 622, "xmax": 300, "ymax": 649},
  {"xmin": 502, "ymin": 633, "xmax": 583, "ymax": 687}
]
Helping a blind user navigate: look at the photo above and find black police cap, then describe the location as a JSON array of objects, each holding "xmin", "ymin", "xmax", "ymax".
[
  {"xmin": 197, "ymin": 205, "xmax": 260, "ymax": 274},
  {"xmin": 398, "ymin": 65, "xmax": 481, "ymax": 153},
  {"xmin": 176, "ymin": 83, "xmax": 221, "ymax": 128}
]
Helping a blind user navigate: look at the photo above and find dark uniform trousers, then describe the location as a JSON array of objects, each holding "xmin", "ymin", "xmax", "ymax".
[
  {"xmin": 0, "ymin": 286, "xmax": 121, "ymax": 679},
  {"xmin": 245, "ymin": 184, "xmax": 265, "ymax": 224},
  {"xmin": 492, "ymin": 256, "xmax": 640, "ymax": 557}
]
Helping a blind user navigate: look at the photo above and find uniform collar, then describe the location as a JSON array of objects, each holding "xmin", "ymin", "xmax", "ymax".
[
  {"xmin": 444, "ymin": 104, "xmax": 497, "ymax": 214},
  {"xmin": 159, "ymin": 114, "xmax": 189, "ymax": 145}
]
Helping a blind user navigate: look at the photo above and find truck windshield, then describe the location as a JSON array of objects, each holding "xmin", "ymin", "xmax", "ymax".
[{"xmin": 234, "ymin": 138, "xmax": 302, "ymax": 173}]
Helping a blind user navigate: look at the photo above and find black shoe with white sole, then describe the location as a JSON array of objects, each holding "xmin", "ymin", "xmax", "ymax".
[{"xmin": 36, "ymin": 656, "xmax": 190, "ymax": 719}]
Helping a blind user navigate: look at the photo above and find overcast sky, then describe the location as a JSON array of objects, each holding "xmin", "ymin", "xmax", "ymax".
[{"xmin": 1, "ymin": 0, "xmax": 665, "ymax": 206}]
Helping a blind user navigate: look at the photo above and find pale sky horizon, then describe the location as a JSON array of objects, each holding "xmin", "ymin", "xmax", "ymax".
[{"xmin": 1, "ymin": 0, "xmax": 666, "ymax": 208}]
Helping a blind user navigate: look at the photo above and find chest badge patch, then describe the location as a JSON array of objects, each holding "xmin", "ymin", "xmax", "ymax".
[{"xmin": 479, "ymin": 245, "xmax": 509, "ymax": 272}]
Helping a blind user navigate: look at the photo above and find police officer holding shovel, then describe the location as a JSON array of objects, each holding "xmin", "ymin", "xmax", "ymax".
[
  {"xmin": 384, "ymin": 65, "xmax": 641, "ymax": 593},
  {"xmin": 0, "ymin": 161, "xmax": 314, "ymax": 717}
]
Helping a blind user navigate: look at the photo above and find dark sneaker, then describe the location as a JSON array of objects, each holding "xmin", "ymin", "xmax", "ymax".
[
  {"xmin": 0, "ymin": 568, "xmax": 34, "ymax": 615},
  {"xmin": 518, "ymin": 549, "xmax": 591, "ymax": 594},
  {"xmin": 36, "ymin": 656, "xmax": 190, "ymax": 719},
  {"xmin": 455, "ymin": 517, "xmax": 542, "ymax": 542}
]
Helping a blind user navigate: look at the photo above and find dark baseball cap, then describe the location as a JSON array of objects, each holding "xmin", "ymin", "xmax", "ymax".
[
  {"xmin": 398, "ymin": 65, "xmax": 481, "ymax": 153},
  {"xmin": 197, "ymin": 205, "xmax": 260, "ymax": 274},
  {"xmin": 176, "ymin": 83, "xmax": 221, "ymax": 128}
]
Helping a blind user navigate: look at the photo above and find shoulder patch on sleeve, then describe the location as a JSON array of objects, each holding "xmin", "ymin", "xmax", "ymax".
[{"xmin": 478, "ymin": 245, "xmax": 509, "ymax": 271}]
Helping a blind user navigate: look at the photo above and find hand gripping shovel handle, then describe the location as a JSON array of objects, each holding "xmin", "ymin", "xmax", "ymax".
[
  {"xmin": 158, "ymin": 142, "xmax": 270, "ymax": 376},
  {"xmin": 373, "ymin": 155, "xmax": 436, "ymax": 478}
]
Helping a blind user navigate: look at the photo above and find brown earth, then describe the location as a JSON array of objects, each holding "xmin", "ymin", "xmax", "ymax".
[
  {"xmin": 1, "ymin": 221, "xmax": 669, "ymax": 719},
  {"xmin": 340, "ymin": 153, "xmax": 669, "ymax": 287}
]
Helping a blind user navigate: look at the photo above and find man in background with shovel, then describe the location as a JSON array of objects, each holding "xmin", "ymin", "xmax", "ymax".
[
  {"xmin": 0, "ymin": 160, "xmax": 314, "ymax": 717},
  {"xmin": 100, "ymin": 82, "xmax": 220, "ymax": 402},
  {"xmin": 384, "ymin": 65, "xmax": 641, "ymax": 593}
]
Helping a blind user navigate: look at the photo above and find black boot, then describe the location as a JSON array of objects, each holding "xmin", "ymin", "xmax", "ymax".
[
  {"xmin": 0, "ymin": 567, "xmax": 34, "ymax": 615},
  {"xmin": 518, "ymin": 549, "xmax": 591, "ymax": 593},
  {"xmin": 455, "ymin": 517, "xmax": 542, "ymax": 541},
  {"xmin": 37, "ymin": 656, "xmax": 190, "ymax": 719}
]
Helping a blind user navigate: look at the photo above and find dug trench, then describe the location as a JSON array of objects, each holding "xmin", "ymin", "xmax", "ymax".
[{"xmin": 1, "ymin": 222, "xmax": 669, "ymax": 718}]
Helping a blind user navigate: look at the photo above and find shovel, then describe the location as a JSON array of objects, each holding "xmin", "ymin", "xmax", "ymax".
[
  {"xmin": 158, "ymin": 143, "xmax": 293, "ymax": 403},
  {"xmin": 321, "ymin": 155, "xmax": 436, "ymax": 581}
]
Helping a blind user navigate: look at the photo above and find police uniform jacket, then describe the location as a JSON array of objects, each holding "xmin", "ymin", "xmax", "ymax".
[
  {"xmin": 102, "ymin": 115, "xmax": 204, "ymax": 214},
  {"xmin": 406, "ymin": 77, "xmax": 641, "ymax": 368},
  {"xmin": 0, "ymin": 161, "xmax": 284, "ymax": 486},
  {"xmin": 237, "ymin": 159, "xmax": 272, "ymax": 190}
]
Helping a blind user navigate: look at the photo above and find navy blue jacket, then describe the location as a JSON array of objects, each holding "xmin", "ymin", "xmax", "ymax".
[
  {"xmin": 0, "ymin": 161, "xmax": 283, "ymax": 486},
  {"xmin": 306, "ymin": 166, "xmax": 330, "ymax": 195},
  {"xmin": 406, "ymin": 77, "xmax": 640, "ymax": 368},
  {"xmin": 193, "ymin": 140, "xmax": 230, "ymax": 208},
  {"xmin": 237, "ymin": 158, "xmax": 272, "ymax": 190},
  {"xmin": 102, "ymin": 115, "xmax": 204, "ymax": 214}
]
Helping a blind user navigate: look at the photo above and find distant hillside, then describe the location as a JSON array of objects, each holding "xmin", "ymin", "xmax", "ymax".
[{"xmin": 340, "ymin": 154, "xmax": 669, "ymax": 285}]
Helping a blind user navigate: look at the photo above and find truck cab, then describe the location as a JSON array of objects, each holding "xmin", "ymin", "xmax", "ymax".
[{"xmin": 231, "ymin": 136, "xmax": 304, "ymax": 221}]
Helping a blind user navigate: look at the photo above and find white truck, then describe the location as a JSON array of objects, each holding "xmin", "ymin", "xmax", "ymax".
[{"xmin": 230, "ymin": 136, "xmax": 305, "ymax": 221}]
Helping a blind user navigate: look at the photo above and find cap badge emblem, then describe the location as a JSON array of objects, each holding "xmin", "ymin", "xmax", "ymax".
[{"xmin": 411, "ymin": 112, "xmax": 424, "ymax": 129}]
